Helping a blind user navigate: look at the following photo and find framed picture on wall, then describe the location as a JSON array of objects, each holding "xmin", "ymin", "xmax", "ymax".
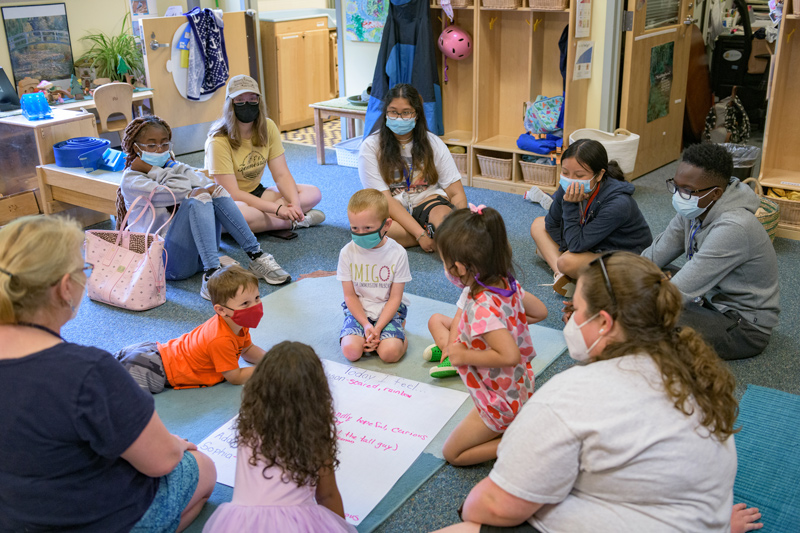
[
  {"xmin": 129, "ymin": 0, "xmax": 158, "ymax": 19},
  {"xmin": 1, "ymin": 3, "xmax": 75, "ymax": 88}
]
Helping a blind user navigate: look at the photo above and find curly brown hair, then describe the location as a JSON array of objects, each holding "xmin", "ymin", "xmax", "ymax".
[
  {"xmin": 236, "ymin": 341, "xmax": 339, "ymax": 487},
  {"xmin": 580, "ymin": 252, "xmax": 739, "ymax": 441}
]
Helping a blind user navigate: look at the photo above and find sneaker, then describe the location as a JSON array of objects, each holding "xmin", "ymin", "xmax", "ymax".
[
  {"xmin": 429, "ymin": 356, "xmax": 458, "ymax": 378},
  {"xmin": 248, "ymin": 254, "xmax": 291, "ymax": 285},
  {"xmin": 553, "ymin": 273, "xmax": 576, "ymax": 298},
  {"xmin": 219, "ymin": 255, "xmax": 240, "ymax": 268},
  {"xmin": 200, "ymin": 272, "xmax": 212, "ymax": 301},
  {"xmin": 423, "ymin": 343, "xmax": 443, "ymax": 363},
  {"xmin": 292, "ymin": 209, "xmax": 326, "ymax": 230},
  {"xmin": 524, "ymin": 185, "xmax": 554, "ymax": 211}
]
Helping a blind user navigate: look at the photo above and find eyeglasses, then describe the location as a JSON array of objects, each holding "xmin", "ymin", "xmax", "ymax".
[
  {"xmin": 666, "ymin": 179, "xmax": 717, "ymax": 201},
  {"xmin": 233, "ymin": 98, "xmax": 259, "ymax": 107},
  {"xmin": 135, "ymin": 142, "xmax": 173, "ymax": 153},
  {"xmin": 588, "ymin": 252, "xmax": 617, "ymax": 307},
  {"xmin": 81, "ymin": 262, "xmax": 93, "ymax": 276},
  {"xmin": 386, "ymin": 110, "xmax": 416, "ymax": 119}
]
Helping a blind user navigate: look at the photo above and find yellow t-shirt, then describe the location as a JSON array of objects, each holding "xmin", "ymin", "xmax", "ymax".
[{"xmin": 204, "ymin": 118, "xmax": 285, "ymax": 193}]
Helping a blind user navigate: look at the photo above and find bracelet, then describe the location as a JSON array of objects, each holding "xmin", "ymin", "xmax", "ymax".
[
  {"xmin": 276, "ymin": 205, "xmax": 282, "ymax": 216},
  {"xmin": 416, "ymin": 231, "xmax": 427, "ymax": 241}
]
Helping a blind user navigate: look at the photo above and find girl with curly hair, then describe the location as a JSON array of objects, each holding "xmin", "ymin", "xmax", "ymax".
[
  {"xmin": 202, "ymin": 341, "xmax": 356, "ymax": 532},
  {"xmin": 437, "ymin": 252, "xmax": 745, "ymax": 533}
]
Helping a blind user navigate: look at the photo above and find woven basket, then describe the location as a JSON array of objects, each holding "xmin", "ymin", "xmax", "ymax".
[
  {"xmin": 481, "ymin": 0, "xmax": 522, "ymax": 9},
  {"xmin": 432, "ymin": 0, "xmax": 475, "ymax": 6},
  {"xmin": 519, "ymin": 160, "xmax": 557, "ymax": 186},
  {"xmin": 451, "ymin": 152, "xmax": 467, "ymax": 174},
  {"xmin": 743, "ymin": 178, "xmax": 781, "ymax": 241},
  {"xmin": 795, "ymin": 0, "xmax": 800, "ymax": 15},
  {"xmin": 569, "ymin": 128, "xmax": 640, "ymax": 176},
  {"xmin": 529, "ymin": 0, "xmax": 568, "ymax": 10},
  {"xmin": 477, "ymin": 154, "xmax": 512, "ymax": 180}
]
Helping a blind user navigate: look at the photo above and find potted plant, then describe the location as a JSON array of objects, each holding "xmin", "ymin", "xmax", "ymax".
[{"xmin": 76, "ymin": 13, "xmax": 143, "ymax": 83}]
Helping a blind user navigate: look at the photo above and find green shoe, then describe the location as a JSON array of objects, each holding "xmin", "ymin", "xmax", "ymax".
[
  {"xmin": 429, "ymin": 356, "xmax": 458, "ymax": 378},
  {"xmin": 423, "ymin": 343, "xmax": 442, "ymax": 362}
]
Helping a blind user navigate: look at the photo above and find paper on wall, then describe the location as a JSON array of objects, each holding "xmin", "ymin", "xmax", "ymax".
[{"xmin": 574, "ymin": 41, "xmax": 595, "ymax": 80}]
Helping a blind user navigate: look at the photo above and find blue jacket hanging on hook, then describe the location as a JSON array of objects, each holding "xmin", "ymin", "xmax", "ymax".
[
  {"xmin": 363, "ymin": 0, "xmax": 443, "ymax": 137},
  {"xmin": 184, "ymin": 7, "xmax": 229, "ymax": 100}
]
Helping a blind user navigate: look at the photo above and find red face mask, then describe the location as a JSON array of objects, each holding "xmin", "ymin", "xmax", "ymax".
[{"xmin": 223, "ymin": 302, "xmax": 263, "ymax": 328}]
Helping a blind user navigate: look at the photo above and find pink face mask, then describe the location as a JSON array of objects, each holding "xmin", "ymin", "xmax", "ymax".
[
  {"xmin": 444, "ymin": 268, "xmax": 466, "ymax": 289},
  {"xmin": 224, "ymin": 302, "xmax": 264, "ymax": 328}
]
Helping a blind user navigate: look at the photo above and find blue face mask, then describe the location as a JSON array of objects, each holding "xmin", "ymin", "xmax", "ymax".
[
  {"xmin": 386, "ymin": 116, "xmax": 416, "ymax": 135},
  {"xmin": 351, "ymin": 219, "xmax": 386, "ymax": 249},
  {"xmin": 671, "ymin": 188, "xmax": 716, "ymax": 220},
  {"xmin": 139, "ymin": 149, "xmax": 172, "ymax": 168},
  {"xmin": 559, "ymin": 174, "xmax": 596, "ymax": 194}
]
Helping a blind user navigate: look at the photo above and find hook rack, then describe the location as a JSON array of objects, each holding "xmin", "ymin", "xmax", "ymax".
[{"xmin": 534, "ymin": 18, "xmax": 543, "ymax": 32}]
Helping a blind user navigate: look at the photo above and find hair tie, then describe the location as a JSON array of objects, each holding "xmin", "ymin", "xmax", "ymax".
[
  {"xmin": 469, "ymin": 203, "xmax": 486, "ymax": 215},
  {"xmin": 0, "ymin": 266, "xmax": 14, "ymax": 278},
  {"xmin": 658, "ymin": 271, "xmax": 672, "ymax": 285}
]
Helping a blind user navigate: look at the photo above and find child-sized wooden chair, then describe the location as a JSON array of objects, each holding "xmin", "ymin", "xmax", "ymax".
[{"xmin": 93, "ymin": 82, "xmax": 133, "ymax": 141}]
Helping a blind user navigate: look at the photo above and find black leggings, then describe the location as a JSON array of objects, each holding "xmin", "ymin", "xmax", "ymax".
[{"xmin": 411, "ymin": 195, "xmax": 455, "ymax": 237}]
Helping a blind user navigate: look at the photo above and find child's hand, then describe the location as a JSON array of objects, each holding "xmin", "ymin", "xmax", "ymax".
[
  {"xmin": 447, "ymin": 343, "xmax": 468, "ymax": 366},
  {"xmin": 561, "ymin": 300, "xmax": 574, "ymax": 324},
  {"xmin": 130, "ymin": 156, "xmax": 152, "ymax": 174},
  {"xmin": 173, "ymin": 434, "xmax": 197, "ymax": 452},
  {"xmin": 363, "ymin": 324, "xmax": 379, "ymax": 350}
]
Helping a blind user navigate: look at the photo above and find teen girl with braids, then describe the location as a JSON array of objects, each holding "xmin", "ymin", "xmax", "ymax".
[
  {"xmin": 203, "ymin": 342, "xmax": 356, "ymax": 533},
  {"xmin": 358, "ymin": 83, "xmax": 468, "ymax": 253},
  {"xmin": 120, "ymin": 115, "xmax": 290, "ymax": 299},
  {"xmin": 437, "ymin": 253, "xmax": 746, "ymax": 533}
]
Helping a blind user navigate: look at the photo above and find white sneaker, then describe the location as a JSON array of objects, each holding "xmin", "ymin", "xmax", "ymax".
[
  {"xmin": 524, "ymin": 186, "xmax": 554, "ymax": 211},
  {"xmin": 248, "ymin": 254, "xmax": 290, "ymax": 285},
  {"xmin": 200, "ymin": 272, "xmax": 212, "ymax": 301},
  {"xmin": 292, "ymin": 209, "xmax": 326, "ymax": 230}
]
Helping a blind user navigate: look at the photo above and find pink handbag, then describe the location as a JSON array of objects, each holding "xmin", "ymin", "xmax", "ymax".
[{"xmin": 84, "ymin": 187, "xmax": 176, "ymax": 311}]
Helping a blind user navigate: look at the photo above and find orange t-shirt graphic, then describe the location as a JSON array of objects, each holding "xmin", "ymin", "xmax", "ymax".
[{"xmin": 159, "ymin": 314, "xmax": 250, "ymax": 389}]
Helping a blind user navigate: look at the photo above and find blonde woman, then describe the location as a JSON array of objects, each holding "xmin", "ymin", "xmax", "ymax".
[
  {"xmin": 437, "ymin": 253, "xmax": 750, "ymax": 533},
  {"xmin": 0, "ymin": 216, "xmax": 216, "ymax": 532},
  {"xmin": 205, "ymin": 75, "xmax": 324, "ymax": 234}
]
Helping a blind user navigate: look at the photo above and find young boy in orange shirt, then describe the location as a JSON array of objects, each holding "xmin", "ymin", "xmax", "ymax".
[{"xmin": 115, "ymin": 265, "xmax": 266, "ymax": 392}]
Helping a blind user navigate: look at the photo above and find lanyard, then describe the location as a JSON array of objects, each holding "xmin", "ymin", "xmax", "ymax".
[
  {"xmin": 18, "ymin": 322, "xmax": 65, "ymax": 342},
  {"xmin": 687, "ymin": 220, "xmax": 702, "ymax": 259},
  {"xmin": 580, "ymin": 184, "xmax": 602, "ymax": 226},
  {"xmin": 474, "ymin": 275, "xmax": 518, "ymax": 297},
  {"xmin": 402, "ymin": 161, "xmax": 414, "ymax": 189}
]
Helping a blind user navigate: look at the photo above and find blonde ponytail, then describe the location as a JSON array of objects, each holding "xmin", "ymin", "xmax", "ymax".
[{"xmin": 0, "ymin": 216, "xmax": 85, "ymax": 323}]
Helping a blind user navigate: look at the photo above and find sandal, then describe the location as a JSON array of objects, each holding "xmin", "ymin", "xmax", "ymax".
[
  {"xmin": 429, "ymin": 356, "xmax": 458, "ymax": 379},
  {"xmin": 423, "ymin": 343, "xmax": 443, "ymax": 363}
]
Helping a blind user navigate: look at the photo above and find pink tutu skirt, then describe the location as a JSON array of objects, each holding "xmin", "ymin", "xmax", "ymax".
[{"xmin": 202, "ymin": 502, "xmax": 357, "ymax": 532}]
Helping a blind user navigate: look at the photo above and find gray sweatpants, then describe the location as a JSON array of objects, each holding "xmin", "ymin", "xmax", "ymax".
[{"xmin": 114, "ymin": 341, "xmax": 169, "ymax": 394}]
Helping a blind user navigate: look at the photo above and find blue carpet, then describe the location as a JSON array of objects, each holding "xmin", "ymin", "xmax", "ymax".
[{"xmin": 733, "ymin": 385, "xmax": 800, "ymax": 532}]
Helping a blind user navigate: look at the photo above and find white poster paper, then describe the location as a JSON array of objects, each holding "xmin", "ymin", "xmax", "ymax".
[
  {"xmin": 576, "ymin": 0, "xmax": 592, "ymax": 38},
  {"xmin": 573, "ymin": 41, "xmax": 595, "ymax": 80},
  {"xmin": 198, "ymin": 360, "xmax": 469, "ymax": 526}
]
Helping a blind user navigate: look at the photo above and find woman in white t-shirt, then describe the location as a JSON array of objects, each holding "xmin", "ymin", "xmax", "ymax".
[
  {"xmin": 435, "ymin": 252, "xmax": 759, "ymax": 533},
  {"xmin": 358, "ymin": 83, "xmax": 467, "ymax": 252}
]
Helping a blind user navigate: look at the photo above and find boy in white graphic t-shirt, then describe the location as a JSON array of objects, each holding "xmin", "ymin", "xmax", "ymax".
[{"xmin": 337, "ymin": 189, "xmax": 411, "ymax": 363}]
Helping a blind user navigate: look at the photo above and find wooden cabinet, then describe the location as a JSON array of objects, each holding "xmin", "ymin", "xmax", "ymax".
[
  {"xmin": 433, "ymin": 1, "xmax": 590, "ymax": 194},
  {"xmin": 758, "ymin": 13, "xmax": 800, "ymax": 240},
  {"xmin": 261, "ymin": 17, "xmax": 332, "ymax": 132}
]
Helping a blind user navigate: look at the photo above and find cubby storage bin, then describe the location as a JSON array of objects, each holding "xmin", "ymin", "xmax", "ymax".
[
  {"xmin": 451, "ymin": 152, "xmax": 468, "ymax": 174},
  {"xmin": 529, "ymin": 0, "xmax": 568, "ymax": 10},
  {"xmin": 519, "ymin": 160, "xmax": 557, "ymax": 186},
  {"xmin": 477, "ymin": 154, "xmax": 513, "ymax": 180},
  {"xmin": 481, "ymin": 0, "xmax": 522, "ymax": 8}
]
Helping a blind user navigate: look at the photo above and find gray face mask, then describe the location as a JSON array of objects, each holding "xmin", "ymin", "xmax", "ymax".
[{"xmin": 234, "ymin": 103, "xmax": 260, "ymax": 124}]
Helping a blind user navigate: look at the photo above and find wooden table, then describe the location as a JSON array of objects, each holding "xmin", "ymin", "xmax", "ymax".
[
  {"xmin": 37, "ymin": 164, "xmax": 125, "ymax": 217},
  {"xmin": 309, "ymin": 97, "xmax": 367, "ymax": 165}
]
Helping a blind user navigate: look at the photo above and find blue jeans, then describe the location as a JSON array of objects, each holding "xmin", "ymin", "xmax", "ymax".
[{"xmin": 164, "ymin": 196, "xmax": 260, "ymax": 280}]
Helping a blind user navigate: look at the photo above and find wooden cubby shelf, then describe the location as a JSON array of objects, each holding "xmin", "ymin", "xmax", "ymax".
[
  {"xmin": 434, "ymin": 0, "xmax": 589, "ymax": 195},
  {"xmin": 758, "ymin": 16, "xmax": 800, "ymax": 240}
]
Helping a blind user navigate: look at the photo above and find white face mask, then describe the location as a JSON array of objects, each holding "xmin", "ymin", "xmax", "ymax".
[{"xmin": 563, "ymin": 312, "xmax": 602, "ymax": 362}]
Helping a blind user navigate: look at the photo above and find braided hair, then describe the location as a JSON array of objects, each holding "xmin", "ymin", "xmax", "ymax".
[{"xmin": 121, "ymin": 115, "xmax": 173, "ymax": 168}]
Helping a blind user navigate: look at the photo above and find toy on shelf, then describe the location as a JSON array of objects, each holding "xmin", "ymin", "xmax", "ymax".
[
  {"xmin": 16, "ymin": 77, "xmax": 39, "ymax": 99},
  {"xmin": 70, "ymin": 75, "xmax": 85, "ymax": 100},
  {"xmin": 36, "ymin": 80, "xmax": 71, "ymax": 105}
]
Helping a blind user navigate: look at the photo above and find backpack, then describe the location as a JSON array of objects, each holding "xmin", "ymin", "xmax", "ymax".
[{"xmin": 703, "ymin": 92, "xmax": 751, "ymax": 144}]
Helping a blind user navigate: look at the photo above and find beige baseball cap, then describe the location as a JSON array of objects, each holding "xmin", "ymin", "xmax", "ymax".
[{"xmin": 226, "ymin": 75, "xmax": 260, "ymax": 99}]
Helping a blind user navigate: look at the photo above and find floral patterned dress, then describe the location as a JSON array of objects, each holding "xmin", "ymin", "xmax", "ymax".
[{"xmin": 456, "ymin": 281, "xmax": 536, "ymax": 432}]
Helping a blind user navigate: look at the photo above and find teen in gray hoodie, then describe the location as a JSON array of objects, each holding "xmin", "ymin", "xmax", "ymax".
[{"xmin": 642, "ymin": 143, "xmax": 779, "ymax": 360}]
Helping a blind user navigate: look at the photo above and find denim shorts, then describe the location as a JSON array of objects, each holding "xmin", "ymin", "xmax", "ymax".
[
  {"xmin": 340, "ymin": 302, "xmax": 407, "ymax": 342},
  {"xmin": 131, "ymin": 452, "xmax": 199, "ymax": 533}
]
